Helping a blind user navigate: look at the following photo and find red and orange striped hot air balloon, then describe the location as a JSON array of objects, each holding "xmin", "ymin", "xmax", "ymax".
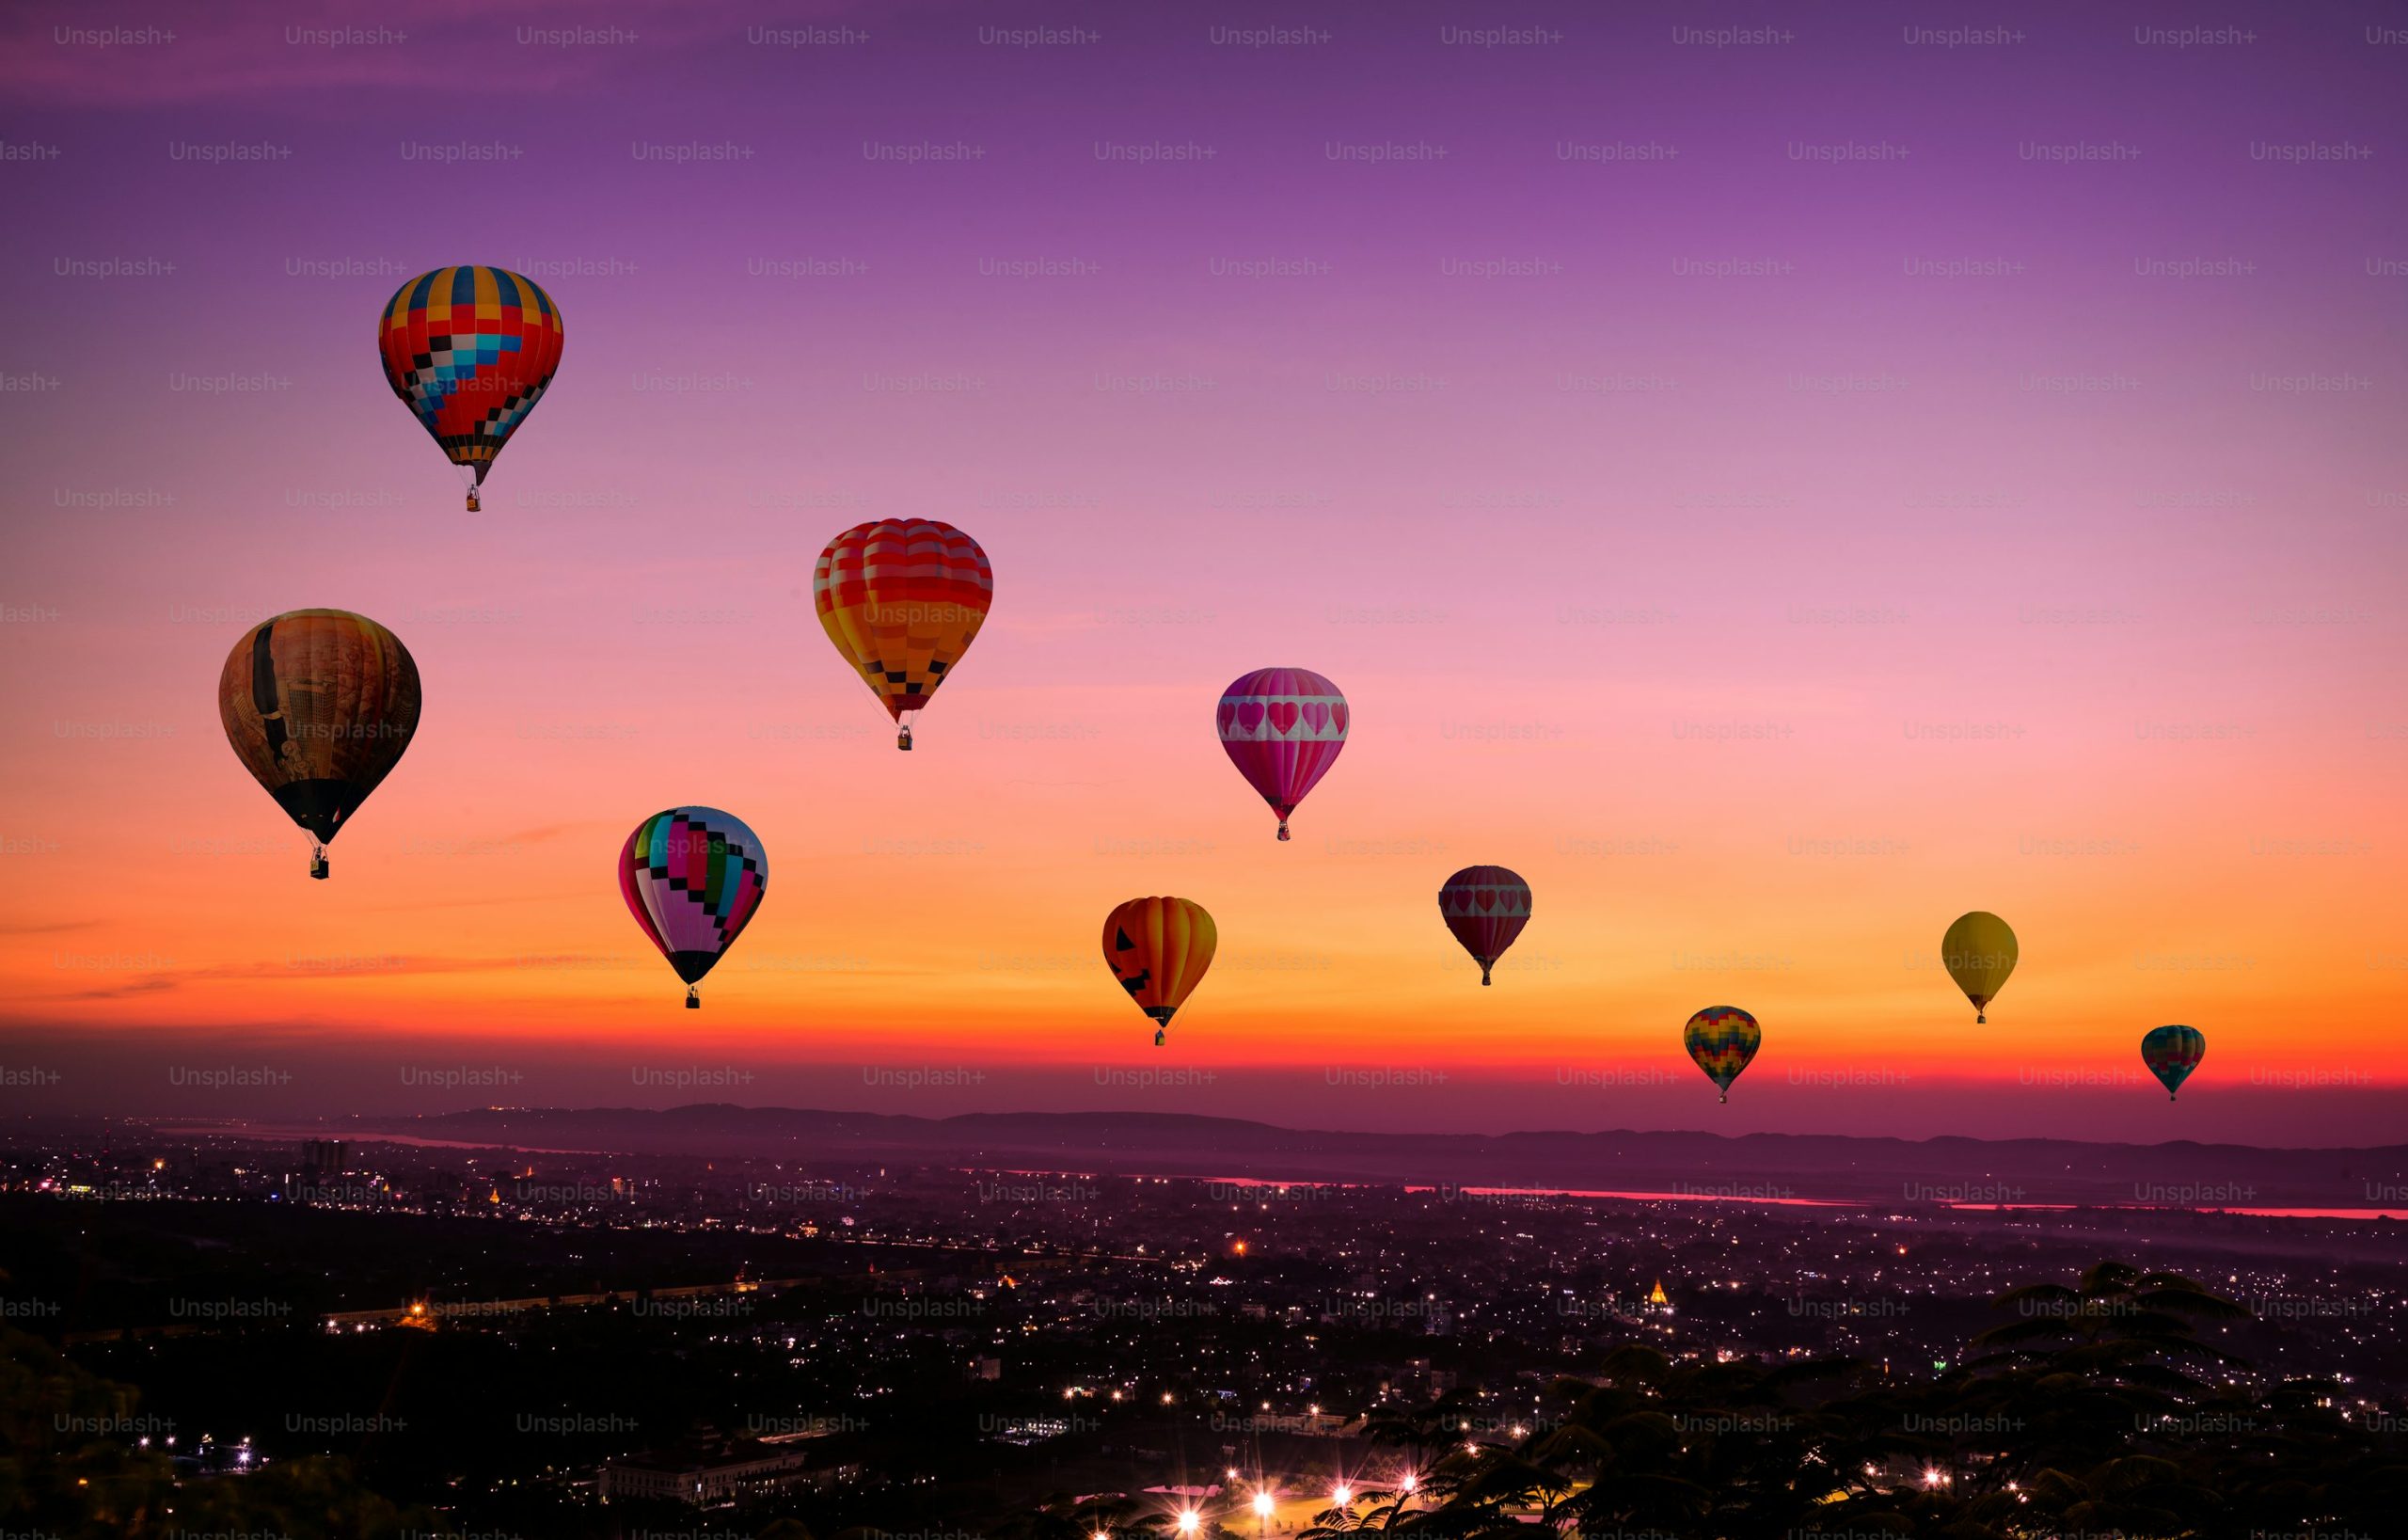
[{"xmin": 815, "ymin": 520, "xmax": 993, "ymax": 750}]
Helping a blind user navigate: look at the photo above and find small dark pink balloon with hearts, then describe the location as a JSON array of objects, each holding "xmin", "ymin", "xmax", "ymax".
[
  {"xmin": 1437, "ymin": 865, "xmax": 1532, "ymax": 986},
  {"xmin": 1215, "ymin": 666, "xmax": 1348, "ymax": 841}
]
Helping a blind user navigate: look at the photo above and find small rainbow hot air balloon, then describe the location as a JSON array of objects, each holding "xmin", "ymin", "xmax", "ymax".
[
  {"xmin": 1101, "ymin": 897, "xmax": 1216, "ymax": 1047},
  {"xmin": 2142, "ymin": 1024, "xmax": 2206, "ymax": 1102},
  {"xmin": 217, "ymin": 609, "xmax": 421, "ymax": 880},
  {"xmin": 815, "ymin": 519, "xmax": 993, "ymax": 751},
  {"xmin": 1685, "ymin": 1007, "xmax": 1760, "ymax": 1103},
  {"xmin": 377, "ymin": 265, "xmax": 564, "ymax": 512},
  {"xmin": 1941, "ymin": 911, "xmax": 2018, "ymax": 1024},
  {"xmin": 1217, "ymin": 668, "xmax": 1347, "ymax": 841},
  {"xmin": 619, "ymin": 808, "xmax": 768, "ymax": 1008},
  {"xmin": 1437, "ymin": 865, "xmax": 1531, "ymax": 985}
]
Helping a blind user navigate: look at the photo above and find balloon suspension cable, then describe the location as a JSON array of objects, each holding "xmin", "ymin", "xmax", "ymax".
[
  {"xmin": 1480, "ymin": 963, "xmax": 1493, "ymax": 987},
  {"xmin": 685, "ymin": 985, "xmax": 700, "ymax": 1010},
  {"xmin": 309, "ymin": 843, "xmax": 328, "ymax": 881}
]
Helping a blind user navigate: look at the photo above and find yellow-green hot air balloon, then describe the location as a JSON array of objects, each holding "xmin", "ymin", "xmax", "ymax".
[{"xmin": 1941, "ymin": 911, "xmax": 2017, "ymax": 1024}]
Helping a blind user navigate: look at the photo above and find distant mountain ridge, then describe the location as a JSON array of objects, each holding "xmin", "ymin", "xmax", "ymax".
[{"xmin": 314, "ymin": 1103, "xmax": 2408, "ymax": 1210}]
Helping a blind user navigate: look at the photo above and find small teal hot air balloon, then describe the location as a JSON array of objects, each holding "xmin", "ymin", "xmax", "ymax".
[{"xmin": 2141, "ymin": 1024, "xmax": 2206, "ymax": 1102}]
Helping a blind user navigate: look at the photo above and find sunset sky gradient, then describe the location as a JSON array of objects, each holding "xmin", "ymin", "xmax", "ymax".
[{"xmin": 3, "ymin": 0, "xmax": 2403, "ymax": 1142}]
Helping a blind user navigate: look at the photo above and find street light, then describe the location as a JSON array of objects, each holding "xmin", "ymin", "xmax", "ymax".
[
  {"xmin": 1333, "ymin": 1482, "xmax": 1353, "ymax": 1505},
  {"xmin": 1178, "ymin": 1511, "xmax": 1199, "ymax": 1534},
  {"xmin": 1254, "ymin": 1488, "xmax": 1275, "ymax": 1533}
]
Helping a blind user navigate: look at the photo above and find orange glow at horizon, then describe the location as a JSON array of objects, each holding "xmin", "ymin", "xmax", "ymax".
[{"xmin": 8, "ymin": 627, "xmax": 2400, "ymax": 1100}]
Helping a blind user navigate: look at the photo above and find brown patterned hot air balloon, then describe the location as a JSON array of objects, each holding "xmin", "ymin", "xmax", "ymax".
[{"xmin": 218, "ymin": 609, "xmax": 421, "ymax": 879}]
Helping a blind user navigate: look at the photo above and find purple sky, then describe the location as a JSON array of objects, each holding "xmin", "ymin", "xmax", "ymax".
[{"xmin": 3, "ymin": 0, "xmax": 2404, "ymax": 1145}]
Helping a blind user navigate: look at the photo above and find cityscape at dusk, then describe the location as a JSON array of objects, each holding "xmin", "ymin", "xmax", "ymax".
[{"xmin": 3, "ymin": 0, "xmax": 2404, "ymax": 1535}]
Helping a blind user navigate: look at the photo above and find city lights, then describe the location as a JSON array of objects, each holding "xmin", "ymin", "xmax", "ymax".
[{"xmin": 6, "ymin": 6, "xmax": 2403, "ymax": 1538}]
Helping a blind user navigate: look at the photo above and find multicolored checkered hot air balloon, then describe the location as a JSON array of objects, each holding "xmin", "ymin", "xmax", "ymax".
[
  {"xmin": 1217, "ymin": 668, "xmax": 1347, "ymax": 841},
  {"xmin": 217, "ymin": 609, "xmax": 420, "ymax": 880},
  {"xmin": 1438, "ymin": 865, "xmax": 1531, "ymax": 986},
  {"xmin": 619, "ymin": 808, "xmax": 768, "ymax": 1008},
  {"xmin": 815, "ymin": 520, "xmax": 993, "ymax": 751},
  {"xmin": 377, "ymin": 265, "xmax": 564, "ymax": 512},
  {"xmin": 1102, "ymin": 897, "xmax": 1216, "ymax": 1047},
  {"xmin": 2141, "ymin": 1024, "xmax": 2207, "ymax": 1102},
  {"xmin": 1684, "ymin": 1006, "xmax": 1761, "ymax": 1103}
]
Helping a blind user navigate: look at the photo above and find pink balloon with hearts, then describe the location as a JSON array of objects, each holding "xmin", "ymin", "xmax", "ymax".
[
  {"xmin": 1438, "ymin": 865, "xmax": 1532, "ymax": 986},
  {"xmin": 1215, "ymin": 666, "xmax": 1349, "ymax": 842}
]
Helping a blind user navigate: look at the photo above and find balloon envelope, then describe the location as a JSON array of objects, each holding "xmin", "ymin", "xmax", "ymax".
[
  {"xmin": 1437, "ymin": 865, "xmax": 1531, "ymax": 985},
  {"xmin": 1101, "ymin": 896, "xmax": 1217, "ymax": 1041},
  {"xmin": 217, "ymin": 609, "xmax": 420, "ymax": 875},
  {"xmin": 1941, "ymin": 911, "xmax": 2018, "ymax": 1023},
  {"xmin": 620, "ymin": 808, "xmax": 768, "ymax": 1003},
  {"xmin": 2141, "ymin": 1024, "xmax": 2206, "ymax": 1101},
  {"xmin": 815, "ymin": 519, "xmax": 992, "ymax": 748},
  {"xmin": 1684, "ymin": 1007, "xmax": 1760, "ymax": 1102},
  {"xmin": 1217, "ymin": 667, "xmax": 1347, "ymax": 840},
  {"xmin": 377, "ymin": 266, "xmax": 563, "ymax": 507}
]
